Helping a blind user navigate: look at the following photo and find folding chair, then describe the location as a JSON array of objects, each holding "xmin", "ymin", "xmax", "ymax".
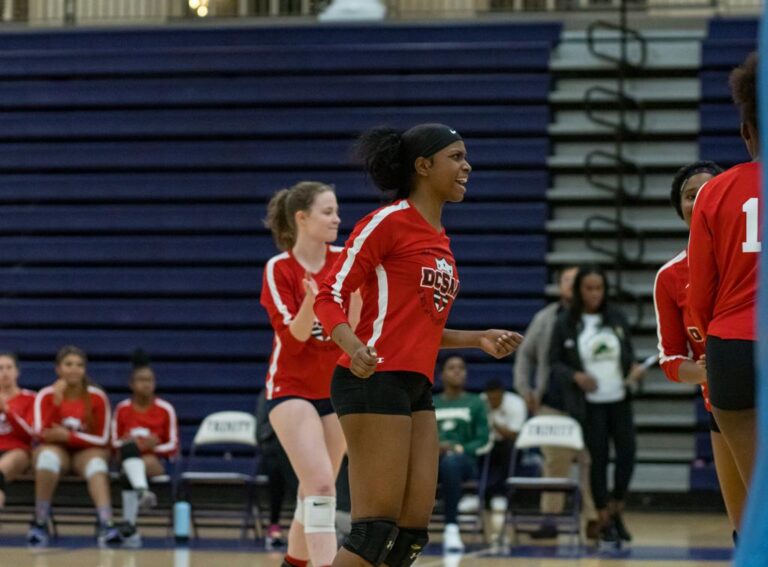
[
  {"xmin": 503, "ymin": 414, "xmax": 584, "ymax": 548},
  {"xmin": 179, "ymin": 411, "xmax": 261, "ymax": 540}
]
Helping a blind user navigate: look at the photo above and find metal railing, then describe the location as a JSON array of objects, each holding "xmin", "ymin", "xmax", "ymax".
[
  {"xmin": 581, "ymin": 2, "xmax": 648, "ymax": 328},
  {"xmin": 2, "ymin": 0, "xmax": 761, "ymax": 25}
]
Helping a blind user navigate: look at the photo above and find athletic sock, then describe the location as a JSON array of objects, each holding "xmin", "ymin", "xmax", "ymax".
[{"xmin": 35, "ymin": 501, "xmax": 51, "ymax": 524}]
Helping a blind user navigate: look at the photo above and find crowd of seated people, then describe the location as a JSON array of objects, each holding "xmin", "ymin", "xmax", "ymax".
[{"xmin": 0, "ymin": 346, "xmax": 178, "ymax": 548}]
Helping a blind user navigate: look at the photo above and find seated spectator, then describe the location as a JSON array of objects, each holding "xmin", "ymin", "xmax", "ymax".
[
  {"xmin": 514, "ymin": 266, "xmax": 599, "ymax": 540},
  {"xmin": 112, "ymin": 349, "xmax": 179, "ymax": 547},
  {"xmin": 480, "ymin": 379, "xmax": 526, "ymax": 511},
  {"xmin": 29, "ymin": 346, "xmax": 120, "ymax": 547},
  {"xmin": 0, "ymin": 352, "xmax": 35, "ymax": 508},
  {"xmin": 255, "ymin": 388, "xmax": 298, "ymax": 550},
  {"xmin": 549, "ymin": 265, "xmax": 645, "ymax": 546},
  {"xmin": 434, "ymin": 355, "xmax": 490, "ymax": 553}
]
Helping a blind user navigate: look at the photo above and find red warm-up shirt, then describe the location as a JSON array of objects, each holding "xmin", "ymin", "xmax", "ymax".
[
  {"xmin": 315, "ymin": 199, "xmax": 459, "ymax": 382},
  {"xmin": 688, "ymin": 161, "xmax": 762, "ymax": 341},
  {"xmin": 261, "ymin": 245, "xmax": 346, "ymax": 400},
  {"xmin": 112, "ymin": 398, "xmax": 179, "ymax": 458},
  {"xmin": 0, "ymin": 389, "xmax": 35, "ymax": 451},
  {"xmin": 34, "ymin": 386, "xmax": 111, "ymax": 450},
  {"xmin": 653, "ymin": 250, "xmax": 710, "ymax": 411}
]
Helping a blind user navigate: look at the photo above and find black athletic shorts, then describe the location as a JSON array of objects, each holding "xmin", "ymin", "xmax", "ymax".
[
  {"xmin": 331, "ymin": 366, "xmax": 435, "ymax": 417},
  {"xmin": 266, "ymin": 396, "xmax": 335, "ymax": 417},
  {"xmin": 706, "ymin": 336, "xmax": 756, "ymax": 411},
  {"xmin": 708, "ymin": 412, "xmax": 720, "ymax": 434}
]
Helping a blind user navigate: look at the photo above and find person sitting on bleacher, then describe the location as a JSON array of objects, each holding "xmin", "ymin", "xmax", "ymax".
[
  {"xmin": 480, "ymin": 378, "xmax": 527, "ymax": 513},
  {"xmin": 434, "ymin": 355, "xmax": 491, "ymax": 553},
  {"xmin": 0, "ymin": 352, "xmax": 36, "ymax": 509},
  {"xmin": 28, "ymin": 346, "xmax": 121, "ymax": 547},
  {"xmin": 112, "ymin": 349, "xmax": 179, "ymax": 547}
]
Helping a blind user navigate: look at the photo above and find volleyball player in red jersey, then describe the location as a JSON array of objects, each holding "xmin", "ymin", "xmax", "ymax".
[
  {"xmin": 0, "ymin": 352, "xmax": 35, "ymax": 508},
  {"xmin": 654, "ymin": 161, "xmax": 747, "ymax": 535},
  {"xmin": 688, "ymin": 52, "xmax": 762, "ymax": 519},
  {"xmin": 112, "ymin": 349, "xmax": 179, "ymax": 545},
  {"xmin": 315, "ymin": 124, "xmax": 523, "ymax": 567},
  {"xmin": 28, "ymin": 346, "xmax": 121, "ymax": 547},
  {"xmin": 262, "ymin": 181, "xmax": 361, "ymax": 567}
]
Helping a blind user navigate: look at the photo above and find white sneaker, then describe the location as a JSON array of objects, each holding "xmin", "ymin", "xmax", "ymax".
[
  {"xmin": 443, "ymin": 523, "xmax": 465, "ymax": 553},
  {"xmin": 457, "ymin": 495, "xmax": 479, "ymax": 514}
]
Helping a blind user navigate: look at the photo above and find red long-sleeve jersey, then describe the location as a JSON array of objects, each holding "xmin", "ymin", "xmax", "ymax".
[
  {"xmin": 315, "ymin": 199, "xmax": 459, "ymax": 382},
  {"xmin": 0, "ymin": 389, "xmax": 35, "ymax": 451},
  {"xmin": 653, "ymin": 250, "xmax": 710, "ymax": 411},
  {"xmin": 112, "ymin": 398, "xmax": 179, "ymax": 458},
  {"xmin": 688, "ymin": 161, "xmax": 762, "ymax": 341},
  {"xmin": 34, "ymin": 385, "xmax": 111, "ymax": 450},
  {"xmin": 260, "ymin": 245, "xmax": 346, "ymax": 400}
]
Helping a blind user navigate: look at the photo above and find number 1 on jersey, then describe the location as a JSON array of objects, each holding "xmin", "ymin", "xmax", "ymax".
[{"xmin": 742, "ymin": 197, "xmax": 762, "ymax": 253}]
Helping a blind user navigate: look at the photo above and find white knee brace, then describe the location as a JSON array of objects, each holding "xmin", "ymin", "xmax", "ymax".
[
  {"xmin": 294, "ymin": 497, "xmax": 304, "ymax": 524},
  {"xmin": 303, "ymin": 495, "xmax": 336, "ymax": 534},
  {"xmin": 84, "ymin": 457, "xmax": 108, "ymax": 480},
  {"xmin": 36, "ymin": 449, "xmax": 61, "ymax": 474}
]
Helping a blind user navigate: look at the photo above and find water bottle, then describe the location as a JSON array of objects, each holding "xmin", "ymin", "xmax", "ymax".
[{"xmin": 174, "ymin": 500, "xmax": 191, "ymax": 543}]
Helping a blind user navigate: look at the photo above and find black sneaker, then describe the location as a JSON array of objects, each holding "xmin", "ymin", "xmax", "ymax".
[
  {"xmin": 612, "ymin": 513, "xmax": 632, "ymax": 542},
  {"xmin": 119, "ymin": 522, "xmax": 142, "ymax": 548},
  {"xmin": 26, "ymin": 521, "xmax": 50, "ymax": 547},
  {"xmin": 598, "ymin": 521, "xmax": 622, "ymax": 550}
]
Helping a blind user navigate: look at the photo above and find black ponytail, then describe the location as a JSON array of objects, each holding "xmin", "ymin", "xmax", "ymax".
[{"xmin": 355, "ymin": 127, "xmax": 409, "ymax": 200}]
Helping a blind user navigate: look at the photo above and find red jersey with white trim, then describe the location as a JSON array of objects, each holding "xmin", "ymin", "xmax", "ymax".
[
  {"xmin": 112, "ymin": 397, "xmax": 179, "ymax": 458},
  {"xmin": 688, "ymin": 161, "xmax": 762, "ymax": 341},
  {"xmin": 653, "ymin": 250, "xmax": 710, "ymax": 411},
  {"xmin": 0, "ymin": 389, "xmax": 35, "ymax": 451},
  {"xmin": 34, "ymin": 386, "xmax": 111, "ymax": 450},
  {"xmin": 315, "ymin": 200, "xmax": 459, "ymax": 382},
  {"xmin": 261, "ymin": 245, "xmax": 346, "ymax": 400}
]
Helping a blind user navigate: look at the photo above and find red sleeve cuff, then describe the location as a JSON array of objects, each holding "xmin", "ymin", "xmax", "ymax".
[{"xmin": 660, "ymin": 358, "xmax": 684, "ymax": 383}]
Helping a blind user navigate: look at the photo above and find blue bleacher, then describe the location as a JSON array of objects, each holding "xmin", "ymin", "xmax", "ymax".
[
  {"xmin": 0, "ymin": 22, "xmax": 559, "ymax": 453},
  {"xmin": 699, "ymin": 18, "xmax": 757, "ymax": 165},
  {"xmin": 0, "ymin": 171, "xmax": 548, "ymax": 202},
  {"xmin": 0, "ymin": 75, "xmax": 552, "ymax": 108}
]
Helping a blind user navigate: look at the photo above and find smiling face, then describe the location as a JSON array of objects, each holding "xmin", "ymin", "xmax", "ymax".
[
  {"xmin": 680, "ymin": 172, "xmax": 713, "ymax": 228},
  {"xmin": 56, "ymin": 353, "xmax": 86, "ymax": 387},
  {"xmin": 296, "ymin": 190, "xmax": 340, "ymax": 244},
  {"xmin": 416, "ymin": 141, "xmax": 472, "ymax": 203}
]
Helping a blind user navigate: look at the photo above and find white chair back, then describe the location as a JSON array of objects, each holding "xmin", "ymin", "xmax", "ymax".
[
  {"xmin": 514, "ymin": 415, "xmax": 584, "ymax": 451},
  {"xmin": 192, "ymin": 411, "xmax": 257, "ymax": 447}
]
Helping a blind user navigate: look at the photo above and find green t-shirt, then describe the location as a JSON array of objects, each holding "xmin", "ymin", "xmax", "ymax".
[{"xmin": 434, "ymin": 392, "xmax": 490, "ymax": 458}]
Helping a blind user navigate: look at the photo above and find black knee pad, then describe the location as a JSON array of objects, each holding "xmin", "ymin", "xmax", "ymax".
[
  {"xmin": 342, "ymin": 518, "xmax": 398, "ymax": 566},
  {"xmin": 120, "ymin": 441, "xmax": 141, "ymax": 461},
  {"xmin": 384, "ymin": 527, "xmax": 429, "ymax": 567}
]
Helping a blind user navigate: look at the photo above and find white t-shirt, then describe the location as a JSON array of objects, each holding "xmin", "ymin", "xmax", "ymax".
[
  {"xmin": 578, "ymin": 314, "xmax": 625, "ymax": 404},
  {"xmin": 481, "ymin": 391, "xmax": 527, "ymax": 442}
]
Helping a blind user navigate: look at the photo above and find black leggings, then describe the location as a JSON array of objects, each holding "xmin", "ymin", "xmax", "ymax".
[
  {"xmin": 584, "ymin": 398, "xmax": 636, "ymax": 510},
  {"xmin": 260, "ymin": 441, "xmax": 298, "ymax": 525}
]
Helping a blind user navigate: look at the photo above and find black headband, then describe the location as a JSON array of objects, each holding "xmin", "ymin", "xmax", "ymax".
[
  {"xmin": 679, "ymin": 164, "xmax": 721, "ymax": 190},
  {"xmin": 402, "ymin": 123, "xmax": 463, "ymax": 167}
]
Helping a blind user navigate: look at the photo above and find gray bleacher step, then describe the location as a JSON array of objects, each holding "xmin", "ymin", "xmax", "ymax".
[
  {"xmin": 550, "ymin": 173, "xmax": 678, "ymax": 193},
  {"xmin": 550, "ymin": 77, "xmax": 700, "ymax": 104},
  {"xmin": 549, "ymin": 142, "xmax": 697, "ymax": 168},
  {"xmin": 547, "ymin": 250, "xmax": 682, "ymax": 266},
  {"xmin": 547, "ymin": 218, "xmax": 688, "ymax": 235},
  {"xmin": 551, "ymin": 33, "xmax": 701, "ymax": 71},
  {"xmin": 634, "ymin": 399, "xmax": 696, "ymax": 427},
  {"xmin": 549, "ymin": 110, "xmax": 699, "ymax": 136},
  {"xmin": 633, "ymin": 433, "xmax": 695, "ymax": 462},
  {"xmin": 628, "ymin": 463, "xmax": 690, "ymax": 492},
  {"xmin": 547, "ymin": 186, "xmax": 678, "ymax": 202}
]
